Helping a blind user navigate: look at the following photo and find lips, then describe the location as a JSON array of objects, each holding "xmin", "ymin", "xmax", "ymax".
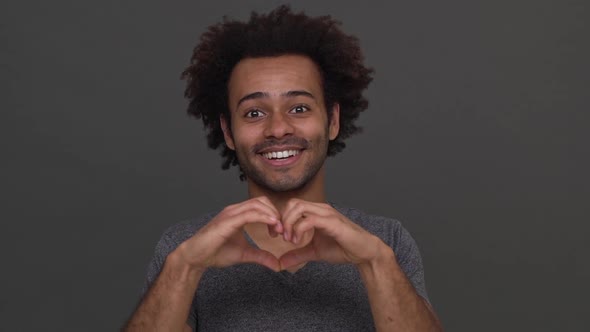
[
  {"xmin": 257, "ymin": 147, "xmax": 304, "ymax": 167},
  {"xmin": 253, "ymin": 138, "xmax": 309, "ymax": 167},
  {"xmin": 260, "ymin": 149, "xmax": 301, "ymax": 160},
  {"xmin": 253, "ymin": 137, "xmax": 309, "ymax": 153}
]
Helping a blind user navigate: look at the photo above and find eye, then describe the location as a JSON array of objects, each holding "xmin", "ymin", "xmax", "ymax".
[
  {"xmin": 245, "ymin": 109, "xmax": 265, "ymax": 118},
  {"xmin": 289, "ymin": 105, "xmax": 309, "ymax": 114}
]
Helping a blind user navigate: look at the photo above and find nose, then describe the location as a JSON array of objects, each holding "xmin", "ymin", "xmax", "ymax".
[{"xmin": 263, "ymin": 111, "xmax": 295, "ymax": 139}]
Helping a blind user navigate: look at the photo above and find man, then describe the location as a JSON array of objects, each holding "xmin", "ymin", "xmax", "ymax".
[{"xmin": 124, "ymin": 5, "xmax": 442, "ymax": 332}]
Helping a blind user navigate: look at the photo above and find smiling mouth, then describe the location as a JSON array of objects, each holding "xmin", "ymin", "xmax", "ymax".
[{"xmin": 260, "ymin": 149, "xmax": 301, "ymax": 160}]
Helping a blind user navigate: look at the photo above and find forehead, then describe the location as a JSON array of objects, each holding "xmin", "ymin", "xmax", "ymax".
[{"xmin": 227, "ymin": 55, "xmax": 324, "ymax": 107}]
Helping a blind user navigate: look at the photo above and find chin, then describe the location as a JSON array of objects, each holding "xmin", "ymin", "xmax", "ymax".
[
  {"xmin": 252, "ymin": 175, "xmax": 310, "ymax": 193},
  {"xmin": 238, "ymin": 151, "xmax": 326, "ymax": 193}
]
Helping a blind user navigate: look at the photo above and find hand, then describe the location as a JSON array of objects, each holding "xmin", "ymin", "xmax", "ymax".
[
  {"xmin": 175, "ymin": 196, "xmax": 283, "ymax": 272},
  {"xmin": 278, "ymin": 199, "xmax": 387, "ymax": 270}
]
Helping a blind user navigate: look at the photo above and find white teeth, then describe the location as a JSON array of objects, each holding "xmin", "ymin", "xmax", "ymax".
[{"xmin": 262, "ymin": 150, "xmax": 300, "ymax": 160}]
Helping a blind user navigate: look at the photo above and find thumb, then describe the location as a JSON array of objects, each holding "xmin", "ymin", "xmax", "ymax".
[
  {"xmin": 241, "ymin": 247, "xmax": 281, "ymax": 272},
  {"xmin": 279, "ymin": 245, "xmax": 317, "ymax": 270}
]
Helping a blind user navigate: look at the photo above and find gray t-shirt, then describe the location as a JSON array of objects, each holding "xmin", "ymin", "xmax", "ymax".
[{"xmin": 142, "ymin": 204, "xmax": 429, "ymax": 331}]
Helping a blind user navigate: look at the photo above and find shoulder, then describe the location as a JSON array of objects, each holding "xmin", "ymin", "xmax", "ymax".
[
  {"xmin": 153, "ymin": 211, "xmax": 218, "ymax": 258},
  {"xmin": 140, "ymin": 211, "xmax": 219, "ymax": 295},
  {"xmin": 332, "ymin": 204, "xmax": 401, "ymax": 241},
  {"xmin": 331, "ymin": 203, "xmax": 419, "ymax": 258},
  {"xmin": 332, "ymin": 203, "xmax": 430, "ymax": 301}
]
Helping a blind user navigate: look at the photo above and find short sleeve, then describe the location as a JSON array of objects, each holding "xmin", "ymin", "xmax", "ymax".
[
  {"xmin": 331, "ymin": 204, "xmax": 431, "ymax": 304},
  {"xmin": 139, "ymin": 230, "xmax": 198, "ymax": 330},
  {"xmin": 140, "ymin": 234, "xmax": 169, "ymax": 297},
  {"xmin": 392, "ymin": 225, "xmax": 430, "ymax": 303}
]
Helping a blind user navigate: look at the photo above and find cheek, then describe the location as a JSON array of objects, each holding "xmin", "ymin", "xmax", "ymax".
[
  {"xmin": 297, "ymin": 116, "xmax": 327, "ymax": 133},
  {"xmin": 304, "ymin": 122, "xmax": 330, "ymax": 140},
  {"xmin": 231, "ymin": 126, "xmax": 258, "ymax": 149}
]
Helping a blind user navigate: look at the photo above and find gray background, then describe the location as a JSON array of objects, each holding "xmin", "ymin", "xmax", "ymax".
[{"xmin": 2, "ymin": 0, "xmax": 589, "ymax": 331}]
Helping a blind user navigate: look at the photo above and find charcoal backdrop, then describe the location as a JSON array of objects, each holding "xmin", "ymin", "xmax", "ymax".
[{"xmin": 2, "ymin": 0, "xmax": 588, "ymax": 331}]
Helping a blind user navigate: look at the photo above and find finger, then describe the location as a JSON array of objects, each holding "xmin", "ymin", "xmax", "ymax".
[
  {"xmin": 268, "ymin": 224, "xmax": 278, "ymax": 238},
  {"xmin": 274, "ymin": 221, "xmax": 284, "ymax": 234},
  {"xmin": 282, "ymin": 200, "xmax": 329, "ymax": 241},
  {"xmin": 281, "ymin": 199, "xmax": 305, "ymax": 241},
  {"xmin": 291, "ymin": 217, "xmax": 316, "ymax": 244},
  {"xmin": 225, "ymin": 198, "xmax": 280, "ymax": 222},
  {"xmin": 286, "ymin": 209, "xmax": 377, "ymax": 264},
  {"xmin": 241, "ymin": 247, "xmax": 281, "ymax": 272},
  {"xmin": 255, "ymin": 196, "xmax": 284, "ymax": 234},
  {"xmin": 288, "ymin": 202, "xmax": 349, "ymax": 240},
  {"xmin": 216, "ymin": 210, "xmax": 280, "ymax": 239},
  {"xmin": 249, "ymin": 196, "xmax": 282, "ymax": 225},
  {"xmin": 253, "ymin": 196, "xmax": 281, "ymax": 217},
  {"xmin": 279, "ymin": 245, "xmax": 317, "ymax": 270}
]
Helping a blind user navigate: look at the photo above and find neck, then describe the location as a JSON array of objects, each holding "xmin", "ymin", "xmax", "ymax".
[
  {"xmin": 243, "ymin": 166, "xmax": 326, "ymax": 266},
  {"xmin": 246, "ymin": 166, "xmax": 327, "ymax": 214}
]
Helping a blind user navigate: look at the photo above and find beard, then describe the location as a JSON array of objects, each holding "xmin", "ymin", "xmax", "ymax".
[{"xmin": 235, "ymin": 134, "xmax": 329, "ymax": 193}]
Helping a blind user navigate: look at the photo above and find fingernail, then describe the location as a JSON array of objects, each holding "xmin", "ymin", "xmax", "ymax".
[
  {"xmin": 293, "ymin": 235, "xmax": 298, "ymax": 244},
  {"xmin": 283, "ymin": 231, "xmax": 289, "ymax": 241}
]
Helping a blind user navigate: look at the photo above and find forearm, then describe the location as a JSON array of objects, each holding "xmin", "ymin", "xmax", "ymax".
[
  {"xmin": 358, "ymin": 243, "xmax": 443, "ymax": 332},
  {"xmin": 123, "ymin": 250, "xmax": 204, "ymax": 332}
]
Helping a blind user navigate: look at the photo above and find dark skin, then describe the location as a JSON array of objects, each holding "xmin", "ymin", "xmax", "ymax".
[{"xmin": 123, "ymin": 55, "xmax": 443, "ymax": 331}]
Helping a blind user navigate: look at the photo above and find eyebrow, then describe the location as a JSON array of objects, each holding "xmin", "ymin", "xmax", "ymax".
[{"xmin": 236, "ymin": 90, "xmax": 316, "ymax": 109}]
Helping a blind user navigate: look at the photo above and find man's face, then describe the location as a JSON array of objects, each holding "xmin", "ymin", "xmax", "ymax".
[{"xmin": 223, "ymin": 54, "xmax": 340, "ymax": 192}]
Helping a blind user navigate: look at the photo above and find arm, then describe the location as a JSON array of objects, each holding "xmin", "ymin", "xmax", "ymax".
[
  {"xmin": 357, "ymin": 242, "xmax": 443, "ymax": 331},
  {"xmin": 122, "ymin": 197, "xmax": 283, "ymax": 332},
  {"xmin": 122, "ymin": 251, "xmax": 203, "ymax": 331},
  {"xmin": 279, "ymin": 200, "xmax": 443, "ymax": 332}
]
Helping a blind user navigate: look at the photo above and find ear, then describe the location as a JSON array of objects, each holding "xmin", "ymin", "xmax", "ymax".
[
  {"xmin": 328, "ymin": 103, "xmax": 340, "ymax": 140},
  {"xmin": 220, "ymin": 115, "xmax": 235, "ymax": 150}
]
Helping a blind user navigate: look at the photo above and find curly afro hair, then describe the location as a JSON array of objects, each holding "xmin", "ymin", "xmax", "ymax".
[{"xmin": 181, "ymin": 5, "xmax": 373, "ymax": 177}]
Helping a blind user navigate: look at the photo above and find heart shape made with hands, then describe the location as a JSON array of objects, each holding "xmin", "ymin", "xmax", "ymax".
[
  {"xmin": 203, "ymin": 197, "xmax": 377, "ymax": 274},
  {"xmin": 244, "ymin": 201, "xmax": 369, "ymax": 273},
  {"xmin": 243, "ymin": 218, "xmax": 315, "ymax": 272}
]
